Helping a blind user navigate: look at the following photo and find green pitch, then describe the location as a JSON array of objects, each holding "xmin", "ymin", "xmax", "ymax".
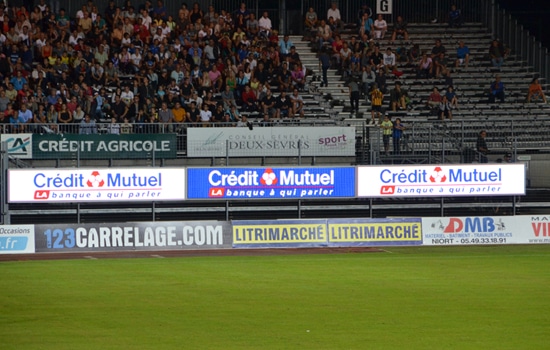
[{"xmin": 1, "ymin": 245, "xmax": 549, "ymax": 349}]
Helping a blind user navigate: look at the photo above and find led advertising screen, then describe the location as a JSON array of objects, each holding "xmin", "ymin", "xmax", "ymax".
[
  {"xmin": 357, "ymin": 164, "xmax": 525, "ymax": 198},
  {"xmin": 187, "ymin": 167, "xmax": 356, "ymax": 200},
  {"xmin": 8, "ymin": 168, "xmax": 186, "ymax": 203}
]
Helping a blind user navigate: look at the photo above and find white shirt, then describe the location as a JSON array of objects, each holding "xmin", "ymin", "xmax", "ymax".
[
  {"xmin": 374, "ymin": 19, "xmax": 387, "ymax": 31},
  {"xmin": 120, "ymin": 90, "xmax": 134, "ymax": 105},
  {"xmin": 327, "ymin": 8, "xmax": 341, "ymax": 21},
  {"xmin": 130, "ymin": 52, "xmax": 142, "ymax": 66},
  {"xmin": 383, "ymin": 53, "xmax": 396, "ymax": 66},
  {"xmin": 259, "ymin": 16, "xmax": 272, "ymax": 31},
  {"xmin": 200, "ymin": 110, "xmax": 212, "ymax": 122}
]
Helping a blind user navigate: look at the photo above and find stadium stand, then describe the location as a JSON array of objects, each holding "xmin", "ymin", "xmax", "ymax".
[{"xmin": 1, "ymin": 0, "xmax": 550, "ymax": 223}]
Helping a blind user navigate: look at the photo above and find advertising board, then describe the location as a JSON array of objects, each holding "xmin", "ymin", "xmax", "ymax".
[
  {"xmin": 423, "ymin": 215, "xmax": 550, "ymax": 245},
  {"xmin": 8, "ymin": 168, "xmax": 186, "ymax": 203},
  {"xmin": 32, "ymin": 134, "xmax": 177, "ymax": 159},
  {"xmin": 1, "ymin": 134, "xmax": 33, "ymax": 159},
  {"xmin": 186, "ymin": 127, "xmax": 356, "ymax": 157},
  {"xmin": 34, "ymin": 221, "xmax": 232, "ymax": 252},
  {"xmin": 357, "ymin": 164, "xmax": 525, "ymax": 198},
  {"xmin": 232, "ymin": 220, "xmax": 328, "ymax": 248},
  {"xmin": 327, "ymin": 218, "xmax": 422, "ymax": 246},
  {"xmin": 0, "ymin": 225, "xmax": 35, "ymax": 254},
  {"xmin": 187, "ymin": 167, "xmax": 356, "ymax": 200}
]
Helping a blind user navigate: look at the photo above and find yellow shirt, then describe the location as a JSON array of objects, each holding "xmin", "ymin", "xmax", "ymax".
[
  {"xmin": 172, "ymin": 107, "xmax": 186, "ymax": 123},
  {"xmin": 371, "ymin": 89, "xmax": 383, "ymax": 106}
]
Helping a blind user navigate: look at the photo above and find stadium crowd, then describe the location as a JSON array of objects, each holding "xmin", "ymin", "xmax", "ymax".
[{"xmin": 0, "ymin": 0, "xmax": 312, "ymax": 134}]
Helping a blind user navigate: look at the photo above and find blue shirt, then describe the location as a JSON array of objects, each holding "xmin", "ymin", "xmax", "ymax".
[
  {"xmin": 491, "ymin": 81, "xmax": 505, "ymax": 94},
  {"xmin": 279, "ymin": 39, "xmax": 293, "ymax": 55},
  {"xmin": 363, "ymin": 18, "xmax": 373, "ymax": 33},
  {"xmin": 457, "ymin": 46, "xmax": 470, "ymax": 59},
  {"xmin": 10, "ymin": 76, "xmax": 27, "ymax": 91},
  {"xmin": 17, "ymin": 109, "xmax": 33, "ymax": 123}
]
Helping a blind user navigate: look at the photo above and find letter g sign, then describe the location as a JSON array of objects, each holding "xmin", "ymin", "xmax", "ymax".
[{"xmin": 377, "ymin": 0, "xmax": 393, "ymax": 14}]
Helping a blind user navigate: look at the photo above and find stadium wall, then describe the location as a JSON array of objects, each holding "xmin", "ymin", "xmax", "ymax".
[{"xmin": 1, "ymin": 215, "xmax": 549, "ymax": 255}]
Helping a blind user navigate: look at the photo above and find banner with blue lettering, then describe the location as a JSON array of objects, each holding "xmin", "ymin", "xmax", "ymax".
[
  {"xmin": 357, "ymin": 164, "xmax": 525, "ymax": 198},
  {"xmin": 8, "ymin": 168, "xmax": 186, "ymax": 203},
  {"xmin": 421, "ymin": 216, "xmax": 548, "ymax": 245},
  {"xmin": 327, "ymin": 218, "xmax": 423, "ymax": 246},
  {"xmin": 187, "ymin": 167, "xmax": 356, "ymax": 200},
  {"xmin": 0, "ymin": 225, "xmax": 35, "ymax": 254}
]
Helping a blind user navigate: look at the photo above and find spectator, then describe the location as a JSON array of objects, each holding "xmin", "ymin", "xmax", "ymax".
[
  {"xmin": 245, "ymin": 13, "xmax": 259, "ymax": 39},
  {"xmin": 389, "ymin": 81, "xmax": 406, "ymax": 111},
  {"xmin": 489, "ymin": 39, "xmax": 507, "ymax": 69},
  {"xmin": 445, "ymin": 86, "xmax": 458, "ymax": 108},
  {"xmin": 393, "ymin": 118, "xmax": 405, "ymax": 154},
  {"xmin": 527, "ymin": 77, "xmax": 547, "ymax": 103},
  {"xmin": 476, "ymin": 130, "xmax": 489, "ymax": 163},
  {"xmin": 370, "ymin": 83, "xmax": 384, "ymax": 124},
  {"xmin": 426, "ymin": 87, "xmax": 443, "ymax": 109},
  {"xmin": 380, "ymin": 115, "xmax": 393, "ymax": 155},
  {"xmin": 348, "ymin": 77, "xmax": 360, "ymax": 115},
  {"xmin": 375, "ymin": 68, "xmax": 388, "ymax": 94},
  {"xmin": 261, "ymin": 89, "xmax": 277, "ymax": 118},
  {"xmin": 304, "ymin": 7, "xmax": 318, "ymax": 32},
  {"xmin": 433, "ymin": 52, "xmax": 451, "ymax": 82},
  {"xmin": 362, "ymin": 65, "xmax": 376, "ymax": 98},
  {"xmin": 358, "ymin": 4, "xmax": 373, "ymax": 28},
  {"xmin": 241, "ymin": 85, "xmax": 257, "ymax": 112},
  {"xmin": 16, "ymin": 103, "xmax": 33, "ymax": 133},
  {"xmin": 290, "ymin": 88, "xmax": 305, "ymax": 118},
  {"xmin": 121, "ymin": 117, "xmax": 132, "ymax": 134},
  {"xmin": 431, "ymin": 39, "xmax": 446, "ymax": 58},
  {"xmin": 448, "ymin": 4, "xmax": 462, "ymax": 28},
  {"xmin": 107, "ymin": 116, "xmax": 121, "ymax": 134},
  {"xmin": 438, "ymin": 95, "xmax": 453, "ymax": 121},
  {"xmin": 327, "ymin": 2, "xmax": 343, "ymax": 30},
  {"xmin": 373, "ymin": 14, "xmax": 388, "ymax": 40},
  {"xmin": 79, "ymin": 114, "xmax": 97, "ymax": 134},
  {"xmin": 291, "ymin": 63, "xmax": 306, "ymax": 90},
  {"xmin": 279, "ymin": 35, "xmax": 293, "ymax": 59},
  {"xmin": 455, "ymin": 41, "xmax": 470, "ymax": 68},
  {"xmin": 391, "ymin": 15, "xmax": 409, "ymax": 43},
  {"xmin": 259, "ymin": 113, "xmax": 272, "ymax": 127},
  {"xmin": 258, "ymin": 11, "xmax": 272, "ymax": 39},
  {"xmin": 317, "ymin": 19, "xmax": 333, "ymax": 51},
  {"xmin": 275, "ymin": 91, "xmax": 292, "ymax": 119},
  {"xmin": 382, "ymin": 47, "xmax": 397, "ymax": 75},
  {"xmin": 489, "ymin": 75, "xmax": 505, "ymax": 103},
  {"xmin": 200, "ymin": 103, "xmax": 212, "ymax": 127},
  {"xmin": 221, "ymin": 85, "xmax": 237, "ymax": 109},
  {"xmin": 158, "ymin": 102, "xmax": 174, "ymax": 131},
  {"xmin": 318, "ymin": 47, "xmax": 331, "ymax": 87},
  {"xmin": 407, "ymin": 44, "xmax": 421, "ymax": 66},
  {"xmin": 417, "ymin": 53, "xmax": 433, "ymax": 79},
  {"xmin": 360, "ymin": 12, "xmax": 373, "ymax": 39}
]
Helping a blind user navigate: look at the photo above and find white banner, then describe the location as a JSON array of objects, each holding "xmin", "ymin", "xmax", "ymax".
[
  {"xmin": 1, "ymin": 134, "xmax": 33, "ymax": 159},
  {"xmin": 377, "ymin": 0, "xmax": 393, "ymax": 14},
  {"xmin": 8, "ymin": 168, "xmax": 186, "ymax": 203},
  {"xmin": 186, "ymin": 127, "xmax": 356, "ymax": 157},
  {"xmin": 357, "ymin": 164, "xmax": 525, "ymax": 198},
  {"xmin": 422, "ymin": 215, "xmax": 550, "ymax": 245},
  {"xmin": 0, "ymin": 225, "xmax": 35, "ymax": 254}
]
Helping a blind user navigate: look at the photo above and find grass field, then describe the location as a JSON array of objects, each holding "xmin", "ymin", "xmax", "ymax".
[{"xmin": 1, "ymin": 245, "xmax": 549, "ymax": 349}]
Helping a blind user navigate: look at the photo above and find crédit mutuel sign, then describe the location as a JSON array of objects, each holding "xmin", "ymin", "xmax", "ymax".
[
  {"xmin": 357, "ymin": 164, "xmax": 526, "ymax": 197},
  {"xmin": 8, "ymin": 168, "xmax": 186, "ymax": 202}
]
